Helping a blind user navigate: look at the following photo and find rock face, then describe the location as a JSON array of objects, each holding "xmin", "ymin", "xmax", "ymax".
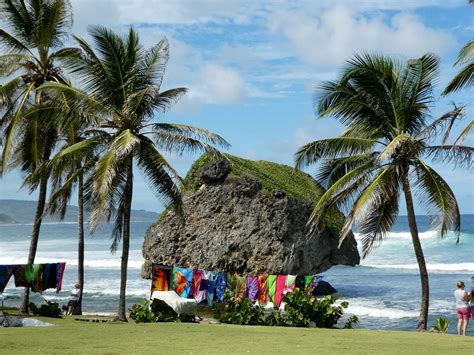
[{"xmin": 142, "ymin": 156, "xmax": 360, "ymax": 278}]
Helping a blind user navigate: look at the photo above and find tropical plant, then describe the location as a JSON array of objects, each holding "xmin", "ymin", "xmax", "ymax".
[
  {"xmin": 40, "ymin": 27, "xmax": 229, "ymax": 321},
  {"xmin": 442, "ymin": 39, "xmax": 474, "ymax": 145},
  {"xmin": 29, "ymin": 301, "xmax": 62, "ymax": 318},
  {"xmin": 0, "ymin": 0, "xmax": 77, "ymax": 313},
  {"xmin": 295, "ymin": 53, "xmax": 473, "ymax": 330},
  {"xmin": 215, "ymin": 291, "xmax": 266, "ymax": 326},
  {"xmin": 430, "ymin": 317, "xmax": 449, "ymax": 333}
]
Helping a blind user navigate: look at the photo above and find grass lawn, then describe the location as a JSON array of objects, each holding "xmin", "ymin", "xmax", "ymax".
[{"xmin": 0, "ymin": 315, "xmax": 472, "ymax": 354}]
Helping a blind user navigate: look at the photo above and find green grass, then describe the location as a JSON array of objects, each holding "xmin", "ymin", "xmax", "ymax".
[{"xmin": 1, "ymin": 316, "xmax": 472, "ymax": 354}]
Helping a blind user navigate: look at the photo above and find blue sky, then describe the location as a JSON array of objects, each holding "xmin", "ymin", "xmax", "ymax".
[{"xmin": 1, "ymin": 0, "xmax": 473, "ymax": 214}]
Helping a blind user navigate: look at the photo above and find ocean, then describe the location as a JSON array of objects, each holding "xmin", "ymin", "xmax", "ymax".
[{"xmin": 1, "ymin": 215, "xmax": 473, "ymax": 333}]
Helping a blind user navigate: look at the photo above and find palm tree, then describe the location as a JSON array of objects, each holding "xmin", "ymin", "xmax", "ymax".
[
  {"xmin": 442, "ymin": 40, "xmax": 473, "ymax": 144},
  {"xmin": 295, "ymin": 53, "xmax": 473, "ymax": 330},
  {"xmin": 41, "ymin": 27, "xmax": 229, "ymax": 320},
  {"xmin": 0, "ymin": 0, "xmax": 77, "ymax": 313}
]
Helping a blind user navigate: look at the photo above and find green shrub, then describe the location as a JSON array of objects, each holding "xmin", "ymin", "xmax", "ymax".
[
  {"xmin": 129, "ymin": 300, "xmax": 156, "ymax": 323},
  {"xmin": 280, "ymin": 288, "xmax": 349, "ymax": 328},
  {"xmin": 430, "ymin": 318, "xmax": 449, "ymax": 333},
  {"xmin": 343, "ymin": 315, "xmax": 360, "ymax": 329},
  {"xmin": 215, "ymin": 291, "xmax": 265, "ymax": 326},
  {"xmin": 29, "ymin": 301, "xmax": 62, "ymax": 318}
]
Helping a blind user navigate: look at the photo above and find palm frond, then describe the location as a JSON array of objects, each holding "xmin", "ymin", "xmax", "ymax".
[
  {"xmin": 453, "ymin": 119, "xmax": 474, "ymax": 145},
  {"xmin": 149, "ymin": 131, "xmax": 220, "ymax": 157},
  {"xmin": 425, "ymin": 144, "xmax": 474, "ymax": 168},
  {"xmin": 443, "ymin": 63, "xmax": 474, "ymax": 95},
  {"xmin": 416, "ymin": 105, "xmax": 465, "ymax": 142},
  {"xmin": 413, "ymin": 160, "xmax": 461, "ymax": 240}
]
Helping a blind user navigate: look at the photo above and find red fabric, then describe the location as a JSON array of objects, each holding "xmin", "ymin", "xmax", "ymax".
[
  {"xmin": 273, "ymin": 275, "xmax": 287, "ymax": 307},
  {"xmin": 457, "ymin": 307, "xmax": 469, "ymax": 320}
]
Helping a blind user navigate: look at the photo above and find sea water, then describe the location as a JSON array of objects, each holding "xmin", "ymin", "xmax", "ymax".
[{"xmin": 0, "ymin": 215, "xmax": 472, "ymax": 333}]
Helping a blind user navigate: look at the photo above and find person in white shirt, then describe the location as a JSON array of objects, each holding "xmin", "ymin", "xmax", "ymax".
[
  {"xmin": 454, "ymin": 281, "xmax": 471, "ymax": 336},
  {"xmin": 67, "ymin": 283, "xmax": 81, "ymax": 315}
]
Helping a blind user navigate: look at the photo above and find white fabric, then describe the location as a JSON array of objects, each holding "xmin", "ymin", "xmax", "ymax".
[
  {"xmin": 69, "ymin": 289, "xmax": 81, "ymax": 301},
  {"xmin": 454, "ymin": 289, "xmax": 469, "ymax": 307},
  {"xmin": 151, "ymin": 291, "xmax": 197, "ymax": 314}
]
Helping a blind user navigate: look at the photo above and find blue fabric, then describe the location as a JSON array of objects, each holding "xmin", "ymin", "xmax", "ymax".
[
  {"xmin": 206, "ymin": 272, "xmax": 217, "ymax": 307},
  {"xmin": 0, "ymin": 265, "xmax": 17, "ymax": 292}
]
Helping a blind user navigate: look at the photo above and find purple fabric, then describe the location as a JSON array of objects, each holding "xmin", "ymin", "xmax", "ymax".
[{"xmin": 246, "ymin": 275, "xmax": 258, "ymax": 301}]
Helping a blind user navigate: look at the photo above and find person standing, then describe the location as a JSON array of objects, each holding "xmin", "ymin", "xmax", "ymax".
[
  {"xmin": 67, "ymin": 284, "xmax": 82, "ymax": 316},
  {"xmin": 454, "ymin": 281, "xmax": 471, "ymax": 336}
]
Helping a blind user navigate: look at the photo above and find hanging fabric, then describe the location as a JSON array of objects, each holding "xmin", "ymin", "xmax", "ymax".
[
  {"xmin": 234, "ymin": 273, "xmax": 246, "ymax": 299},
  {"xmin": 284, "ymin": 275, "xmax": 297, "ymax": 295},
  {"xmin": 42, "ymin": 263, "xmax": 58, "ymax": 291},
  {"xmin": 206, "ymin": 272, "xmax": 217, "ymax": 307},
  {"xmin": 172, "ymin": 267, "xmax": 192, "ymax": 298},
  {"xmin": 192, "ymin": 269, "xmax": 206, "ymax": 303},
  {"xmin": 267, "ymin": 275, "xmax": 277, "ymax": 303},
  {"xmin": 0, "ymin": 265, "xmax": 17, "ymax": 292},
  {"xmin": 257, "ymin": 273, "xmax": 269, "ymax": 305},
  {"xmin": 246, "ymin": 275, "xmax": 258, "ymax": 302},
  {"xmin": 56, "ymin": 262, "xmax": 66, "ymax": 293},
  {"xmin": 215, "ymin": 274, "xmax": 227, "ymax": 302},
  {"xmin": 274, "ymin": 275, "xmax": 287, "ymax": 307},
  {"xmin": 151, "ymin": 264, "xmax": 172, "ymax": 293},
  {"xmin": 305, "ymin": 275, "xmax": 323, "ymax": 295}
]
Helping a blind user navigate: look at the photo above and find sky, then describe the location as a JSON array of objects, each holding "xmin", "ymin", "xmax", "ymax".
[{"xmin": 1, "ymin": 0, "xmax": 473, "ymax": 215}]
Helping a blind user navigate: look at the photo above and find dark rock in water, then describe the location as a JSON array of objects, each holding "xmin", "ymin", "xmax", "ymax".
[{"xmin": 142, "ymin": 155, "xmax": 360, "ymax": 278}]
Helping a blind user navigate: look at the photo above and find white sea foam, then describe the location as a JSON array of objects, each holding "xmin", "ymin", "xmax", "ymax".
[
  {"xmin": 354, "ymin": 230, "xmax": 439, "ymax": 241},
  {"xmin": 363, "ymin": 262, "xmax": 474, "ymax": 272},
  {"xmin": 345, "ymin": 299, "xmax": 418, "ymax": 319}
]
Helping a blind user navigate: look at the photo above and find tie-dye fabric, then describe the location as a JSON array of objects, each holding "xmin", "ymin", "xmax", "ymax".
[
  {"xmin": 172, "ymin": 267, "xmax": 193, "ymax": 298},
  {"xmin": 284, "ymin": 275, "xmax": 297, "ymax": 294},
  {"xmin": 274, "ymin": 275, "xmax": 287, "ymax": 307},
  {"xmin": 151, "ymin": 265, "xmax": 172, "ymax": 293},
  {"xmin": 216, "ymin": 274, "xmax": 227, "ymax": 302},
  {"xmin": 268, "ymin": 275, "xmax": 277, "ymax": 303},
  {"xmin": 206, "ymin": 272, "xmax": 217, "ymax": 306},
  {"xmin": 192, "ymin": 269, "xmax": 207, "ymax": 302},
  {"xmin": 257, "ymin": 273, "xmax": 269, "ymax": 305},
  {"xmin": 246, "ymin": 275, "xmax": 258, "ymax": 301},
  {"xmin": 235, "ymin": 274, "xmax": 246, "ymax": 299}
]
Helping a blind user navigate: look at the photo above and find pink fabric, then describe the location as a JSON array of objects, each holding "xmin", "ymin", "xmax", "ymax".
[
  {"xmin": 457, "ymin": 307, "xmax": 469, "ymax": 320},
  {"xmin": 273, "ymin": 275, "xmax": 287, "ymax": 307}
]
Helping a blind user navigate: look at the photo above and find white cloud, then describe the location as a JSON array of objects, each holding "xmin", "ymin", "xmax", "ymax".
[{"xmin": 268, "ymin": 6, "xmax": 457, "ymax": 67}]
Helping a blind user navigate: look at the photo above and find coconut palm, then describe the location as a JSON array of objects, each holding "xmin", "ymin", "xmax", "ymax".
[
  {"xmin": 295, "ymin": 53, "xmax": 473, "ymax": 330},
  {"xmin": 442, "ymin": 40, "xmax": 474, "ymax": 144},
  {"xmin": 41, "ymin": 26, "xmax": 229, "ymax": 320},
  {"xmin": 0, "ymin": 0, "xmax": 77, "ymax": 313}
]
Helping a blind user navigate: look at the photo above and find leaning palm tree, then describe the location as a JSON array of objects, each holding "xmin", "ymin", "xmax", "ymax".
[
  {"xmin": 41, "ymin": 27, "xmax": 229, "ymax": 321},
  {"xmin": 295, "ymin": 53, "xmax": 473, "ymax": 331},
  {"xmin": 442, "ymin": 40, "xmax": 474, "ymax": 144},
  {"xmin": 0, "ymin": 0, "xmax": 77, "ymax": 313}
]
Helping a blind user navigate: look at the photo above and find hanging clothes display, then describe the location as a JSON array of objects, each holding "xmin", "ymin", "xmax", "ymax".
[
  {"xmin": 235, "ymin": 273, "xmax": 246, "ymax": 299},
  {"xmin": 257, "ymin": 273, "xmax": 269, "ymax": 305},
  {"xmin": 172, "ymin": 267, "xmax": 192, "ymax": 298},
  {"xmin": 304, "ymin": 275, "xmax": 323, "ymax": 294},
  {"xmin": 42, "ymin": 263, "xmax": 58, "ymax": 291},
  {"xmin": 0, "ymin": 265, "xmax": 17, "ymax": 292},
  {"xmin": 273, "ymin": 275, "xmax": 287, "ymax": 307},
  {"xmin": 56, "ymin": 262, "xmax": 66, "ymax": 293},
  {"xmin": 14, "ymin": 265, "xmax": 28, "ymax": 288},
  {"xmin": 246, "ymin": 275, "xmax": 258, "ymax": 302},
  {"xmin": 267, "ymin": 275, "xmax": 277, "ymax": 303},
  {"xmin": 215, "ymin": 274, "xmax": 227, "ymax": 302},
  {"xmin": 295, "ymin": 275, "xmax": 305, "ymax": 290},
  {"xmin": 151, "ymin": 264, "xmax": 172, "ymax": 293}
]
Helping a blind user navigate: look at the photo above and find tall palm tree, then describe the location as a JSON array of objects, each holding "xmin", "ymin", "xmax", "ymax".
[
  {"xmin": 0, "ymin": 0, "xmax": 77, "ymax": 313},
  {"xmin": 41, "ymin": 27, "xmax": 229, "ymax": 321},
  {"xmin": 295, "ymin": 53, "xmax": 473, "ymax": 330},
  {"xmin": 442, "ymin": 40, "xmax": 473, "ymax": 144}
]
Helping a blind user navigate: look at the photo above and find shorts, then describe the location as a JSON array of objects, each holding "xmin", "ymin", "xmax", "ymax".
[
  {"xmin": 457, "ymin": 307, "xmax": 469, "ymax": 320},
  {"xmin": 68, "ymin": 300, "xmax": 77, "ymax": 307}
]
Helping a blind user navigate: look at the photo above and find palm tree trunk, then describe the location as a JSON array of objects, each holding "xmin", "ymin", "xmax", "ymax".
[
  {"xmin": 72, "ymin": 173, "xmax": 85, "ymax": 315},
  {"xmin": 116, "ymin": 157, "xmax": 133, "ymax": 321},
  {"xmin": 19, "ymin": 174, "xmax": 48, "ymax": 314},
  {"xmin": 402, "ymin": 174, "xmax": 429, "ymax": 331}
]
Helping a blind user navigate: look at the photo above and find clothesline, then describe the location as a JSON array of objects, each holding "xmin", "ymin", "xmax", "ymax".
[
  {"xmin": 151, "ymin": 263, "xmax": 324, "ymax": 308},
  {"xmin": 0, "ymin": 263, "xmax": 66, "ymax": 293}
]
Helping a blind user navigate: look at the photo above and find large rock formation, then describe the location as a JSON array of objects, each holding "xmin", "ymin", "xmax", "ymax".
[{"xmin": 142, "ymin": 154, "xmax": 360, "ymax": 278}]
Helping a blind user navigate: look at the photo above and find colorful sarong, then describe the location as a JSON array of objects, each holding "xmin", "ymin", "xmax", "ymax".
[
  {"xmin": 295, "ymin": 275, "xmax": 305, "ymax": 290},
  {"xmin": 235, "ymin": 273, "xmax": 246, "ymax": 299},
  {"xmin": 206, "ymin": 272, "xmax": 217, "ymax": 306},
  {"xmin": 172, "ymin": 267, "xmax": 192, "ymax": 298},
  {"xmin": 274, "ymin": 275, "xmax": 286, "ymax": 307},
  {"xmin": 216, "ymin": 274, "xmax": 227, "ymax": 302},
  {"xmin": 14, "ymin": 265, "xmax": 28, "ymax": 288},
  {"xmin": 268, "ymin": 275, "xmax": 277, "ymax": 303},
  {"xmin": 42, "ymin": 263, "xmax": 57, "ymax": 291},
  {"xmin": 56, "ymin": 262, "xmax": 66, "ymax": 293},
  {"xmin": 246, "ymin": 275, "xmax": 258, "ymax": 302},
  {"xmin": 151, "ymin": 264, "xmax": 172, "ymax": 293},
  {"xmin": 0, "ymin": 265, "xmax": 17, "ymax": 292},
  {"xmin": 192, "ymin": 269, "xmax": 207, "ymax": 303},
  {"xmin": 257, "ymin": 273, "xmax": 269, "ymax": 305},
  {"xmin": 284, "ymin": 275, "xmax": 296, "ymax": 295},
  {"xmin": 305, "ymin": 275, "xmax": 323, "ymax": 294}
]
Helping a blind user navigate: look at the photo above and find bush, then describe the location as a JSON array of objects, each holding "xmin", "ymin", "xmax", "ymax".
[
  {"xmin": 129, "ymin": 299, "xmax": 198, "ymax": 324},
  {"xmin": 430, "ymin": 318, "xmax": 449, "ymax": 333},
  {"xmin": 282, "ymin": 289, "xmax": 348, "ymax": 328},
  {"xmin": 29, "ymin": 301, "xmax": 62, "ymax": 318},
  {"xmin": 215, "ymin": 291, "xmax": 265, "ymax": 326}
]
